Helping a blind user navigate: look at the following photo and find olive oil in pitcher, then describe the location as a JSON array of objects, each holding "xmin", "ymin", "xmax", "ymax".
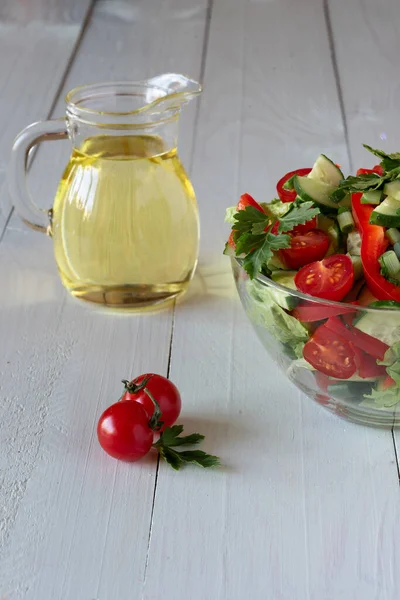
[{"xmin": 51, "ymin": 134, "xmax": 199, "ymax": 308}]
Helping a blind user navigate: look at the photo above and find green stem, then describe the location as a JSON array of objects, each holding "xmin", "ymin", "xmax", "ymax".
[{"xmin": 144, "ymin": 387, "xmax": 163, "ymax": 431}]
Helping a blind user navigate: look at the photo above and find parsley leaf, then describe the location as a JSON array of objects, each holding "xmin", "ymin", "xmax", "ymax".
[
  {"xmin": 363, "ymin": 144, "xmax": 400, "ymax": 171},
  {"xmin": 230, "ymin": 202, "xmax": 320, "ymax": 278},
  {"xmin": 278, "ymin": 201, "xmax": 320, "ymax": 233},
  {"xmin": 154, "ymin": 425, "xmax": 220, "ymax": 470}
]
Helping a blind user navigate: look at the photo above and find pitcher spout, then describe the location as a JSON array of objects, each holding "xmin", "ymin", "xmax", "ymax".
[{"xmin": 144, "ymin": 73, "xmax": 202, "ymax": 113}]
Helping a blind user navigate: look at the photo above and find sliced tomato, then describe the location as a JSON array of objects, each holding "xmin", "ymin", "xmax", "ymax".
[
  {"xmin": 276, "ymin": 168, "xmax": 312, "ymax": 203},
  {"xmin": 227, "ymin": 231, "xmax": 235, "ymax": 249},
  {"xmin": 237, "ymin": 192, "xmax": 264, "ymax": 213},
  {"xmin": 356, "ymin": 165, "xmax": 384, "ymax": 176},
  {"xmin": 292, "ymin": 302, "xmax": 355, "ymax": 323},
  {"xmin": 295, "ymin": 254, "xmax": 354, "ymax": 301},
  {"xmin": 303, "ymin": 324, "xmax": 357, "ymax": 379},
  {"xmin": 357, "ymin": 352, "xmax": 387, "ymax": 379},
  {"xmin": 324, "ymin": 316, "xmax": 389, "ymax": 361},
  {"xmin": 291, "ymin": 216, "xmax": 317, "ymax": 235},
  {"xmin": 279, "ymin": 229, "xmax": 330, "ymax": 270}
]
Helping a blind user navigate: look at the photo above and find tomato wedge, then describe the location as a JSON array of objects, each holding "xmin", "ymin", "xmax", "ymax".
[
  {"xmin": 324, "ymin": 316, "xmax": 389, "ymax": 361},
  {"xmin": 292, "ymin": 302, "xmax": 355, "ymax": 322},
  {"xmin": 303, "ymin": 324, "xmax": 357, "ymax": 379},
  {"xmin": 295, "ymin": 254, "xmax": 354, "ymax": 301},
  {"xmin": 279, "ymin": 229, "xmax": 330, "ymax": 270},
  {"xmin": 276, "ymin": 168, "xmax": 312, "ymax": 203},
  {"xmin": 237, "ymin": 192, "xmax": 264, "ymax": 212}
]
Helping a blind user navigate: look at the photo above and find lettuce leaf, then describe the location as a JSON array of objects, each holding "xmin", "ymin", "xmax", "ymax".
[
  {"xmin": 377, "ymin": 342, "xmax": 400, "ymax": 385},
  {"xmin": 362, "ymin": 387, "xmax": 400, "ymax": 410},
  {"xmin": 245, "ymin": 280, "xmax": 309, "ymax": 358}
]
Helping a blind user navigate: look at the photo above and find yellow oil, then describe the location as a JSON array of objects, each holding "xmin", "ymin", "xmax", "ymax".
[{"xmin": 52, "ymin": 135, "xmax": 199, "ymax": 308}]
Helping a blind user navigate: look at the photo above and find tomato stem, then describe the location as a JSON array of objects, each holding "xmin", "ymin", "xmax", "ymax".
[{"xmin": 144, "ymin": 387, "xmax": 164, "ymax": 431}]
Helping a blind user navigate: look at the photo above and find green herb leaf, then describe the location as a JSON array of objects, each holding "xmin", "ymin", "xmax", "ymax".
[
  {"xmin": 154, "ymin": 425, "xmax": 220, "ymax": 470},
  {"xmin": 242, "ymin": 232, "xmax": 290, "ymax": 279},
  {"xmin": 159, "ymin": 446, "xmax": 183, "ymax": 470},
  {"xmin": 278, "ymin": 201, "xmax": 320, "ymax": 233},
  {"xmin": 177, "ymin": 450, "xmax": 220, "ymax": 468},
  {"xmin": 363, "ymin": 144, "xmax": 400, "ymax": 171}
]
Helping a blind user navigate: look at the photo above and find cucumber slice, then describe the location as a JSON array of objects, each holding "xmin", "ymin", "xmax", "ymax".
[
  {"xmin": 370, "ymin": 196, "xmax": 400, "ymax": 227},
  {"xmin": 355, "ymin": 310, "xmax": 400, "ymax": 346},
  {"xmin": 327, "ymin": 382, "xmax": 373, "ymax": 400},
  {"xmin": 316, "ymin": 215, "xmax": 341, "ymax": 255},
  {"xmin": 347, "ymin": 230, "xmax": 362, "ymax": 256},
  {"xmin": 361, "ymin": 190, "xmax": 383, "ymax": 205},
  {"xmin": 270, "ymin": 271, "xmax": 298, "ymax": 310},
  {"xmin": 294, "ymin": 175, "xmax": 338, "ymax": 211},
  {"xmin": 267, "ymin": 253, "xmax": 290, "ymax": 271},
  {"xmin": 308, "ymin": 154, "xmax": 344, "ymax": 187},
  {"xmin": 383, "ymin": 180, "xmax": 400, "ymax": 200},
  {"xmin": 337, "ymin": 194, "xmax": 351, "ymax": 209}
]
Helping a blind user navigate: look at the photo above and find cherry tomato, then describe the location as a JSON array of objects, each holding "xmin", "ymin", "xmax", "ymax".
[
  {"xmin": 276, "ymin": 168, "xmax": 312, "ymax": 203},
  {"xmin": 279, "ymin": 229, "xmax": 330, "ymax": 270},
  {"xmin": 123, "ymin": 373, "xmax": 181, "ymax": 431},
  {"xmin": 291, "ymin": 216, "xmax": 317, "ymax": 235},
  {"xmin": 292, "ymin": 302, "xmax": 355, "ymax": 322},
  {"xmin": 227, "ymin": 231, "xmax": 235, "ymax": 249},
  {"xmin": 303, "ymin": 324, "xmax": 357, "ymax": 379},
  {"xmin": 237, "ymin": 192, "xmax": 264, "ymax": 212},
  {"xmin": 356, "ymin": 165, "xmax": 384, "ymax": 176},
  {"xmin": 295, "ymin": 254, "xmax": 354, "ymax": 301},
  {"xmin": 97, "ymin": 401, "xmax": 153, "ymax": 461}
]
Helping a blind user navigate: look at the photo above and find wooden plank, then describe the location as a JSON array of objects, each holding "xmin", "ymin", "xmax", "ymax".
[
  {"xmin": 143, "ymin": 0, "xmax": 400, "ymax": 598},
  {"xmin": 0, "ymin": 0, "xmax": 208, "ymax": 597},
  {"xmin": 327, "ymin": 0, "xmax": 400, "ymax": 481},
  {"xmin": 0, "ymin": 0, "xmax": 93, "ymax": 234},
  {"xmin": 327, "ymin": 0, "xmax": 400, "ymax": 169}
]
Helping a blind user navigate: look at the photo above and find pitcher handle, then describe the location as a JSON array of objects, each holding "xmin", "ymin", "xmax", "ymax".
[{"xmin": 9, "ymin": 118, "xmax": 69, "ymax": 235}]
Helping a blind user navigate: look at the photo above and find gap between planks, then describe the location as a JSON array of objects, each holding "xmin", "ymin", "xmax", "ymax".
[
  {"xmin": 141, "ymin": 0, "xmax": 216, "ymax": 593},
  {"xmin": 325, "ymin": 0, "xmax": 400, "ymax": 482},
  {"xmin": 323, "ymin": 0, "xmax": 353, "ymax": 173},
  {"xmin": 0, "ymin": 0, "xmax": 96, "ymax": 242}
]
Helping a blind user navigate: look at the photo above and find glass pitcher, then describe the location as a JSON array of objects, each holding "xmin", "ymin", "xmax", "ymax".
[{"xmin": 10, "ymin": 74, "xmax": 202, "ymax": 309}]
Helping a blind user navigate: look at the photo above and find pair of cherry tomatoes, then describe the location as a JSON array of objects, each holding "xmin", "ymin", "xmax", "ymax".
[{"xmin": 97, "ymin": 374, "xmax": 181, "ymax": 462}]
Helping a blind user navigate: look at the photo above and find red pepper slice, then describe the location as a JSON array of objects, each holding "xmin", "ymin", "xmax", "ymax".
[
  {"xmin": 324, "ymin": 316, "xmax": 389, "ymax": 361},
  {"xmin": 352, "ymin": 193, "xmax": 400, "ymax": 301}
]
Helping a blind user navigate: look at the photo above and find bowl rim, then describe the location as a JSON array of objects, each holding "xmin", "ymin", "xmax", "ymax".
[{"xmin": 233, "ymin": 257, "xmax": 400, "ymax": 314}]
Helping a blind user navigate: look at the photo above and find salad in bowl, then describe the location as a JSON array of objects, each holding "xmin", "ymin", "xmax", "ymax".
[{"xmin": 225, "ymin": 145, "xmax": 400, "ymax": 427}]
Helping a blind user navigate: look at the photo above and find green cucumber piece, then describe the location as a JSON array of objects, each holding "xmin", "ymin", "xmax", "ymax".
[
  {"xmin": 337, "ymin": 194, "xmax": 351, "ymax": 209},
  {"xmin": 327, "ymin": 382, "xmax": 373, "ymax": 400},
  {"xmin": 369, "ymin": 300, "xmax": 400, "ymax": 309},
  {"xmin": 370, "ymin": 196, "xmax": 400, "ymax": 227},
  {"xmin": 386, "ymin": 228, "xmax": 400, "ymax": 245},
  {"xmin": 355, "ymin": 310, "xmax": 400, "ymax": 346},
  {"xmin": 361, "ymin": 190, "xmax": 383, "ymax": 205},
  {"xmin": 338, "ymin": 210, "xmax": 355, "ymax": 233},
  {"xmin": 294, "ymin": 175, "xmax": 338, "ymax": 212},
  {"xmin": 267, "ymin": 253, "xmax": 289, "ymax": 271},
  {"xmin": 308, "ymin": 154, "xmax": 344, "ymax": 187},
  {"xmin": 379, "ymin": 250, "xmax": 400, "ymax": 278},
  {"xmin": 347, "ymin": 254, "xmax": 363, "ymax": 280},
  {"xmin": 270, "ymin": 271, "xmax": 298, "ymax": 310},
  {"xmin": 383, "ymin": 180, "xmax": 400, "ymax": 200}
]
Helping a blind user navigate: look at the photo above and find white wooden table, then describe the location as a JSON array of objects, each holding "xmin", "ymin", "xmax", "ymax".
[{"xmin": 1, "ymin": 0, "xmax": 400, "ymax": 598}]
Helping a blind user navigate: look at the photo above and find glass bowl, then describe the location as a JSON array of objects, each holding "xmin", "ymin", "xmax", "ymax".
[{"xmin": 231, "ymin": 257, "xmax": 400, "ymax": 428}]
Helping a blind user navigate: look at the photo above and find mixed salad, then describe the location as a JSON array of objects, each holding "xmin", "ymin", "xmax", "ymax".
[{"xmin": 225, "ymin": 145, "xmax": 400, "ymax": 411}]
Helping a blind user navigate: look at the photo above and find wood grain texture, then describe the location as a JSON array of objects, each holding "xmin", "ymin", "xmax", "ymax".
[
  {"xmin": 327, "ymin": 0, "xmax": 400, "ymax": 168},
  {"xmin": 143, "ymin": 1, "xmax": 400, "ymax": 599},
  {"xmin": 0, "ymin": 0, "xmax": 94, "ymax": 234},
  {"xmin": 327, "ymin": 0, "xmax": 400, "ymax": 480},
  {"xmin": 0, "ymin": 0, "xmax": 207, "ymax": 598}
]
